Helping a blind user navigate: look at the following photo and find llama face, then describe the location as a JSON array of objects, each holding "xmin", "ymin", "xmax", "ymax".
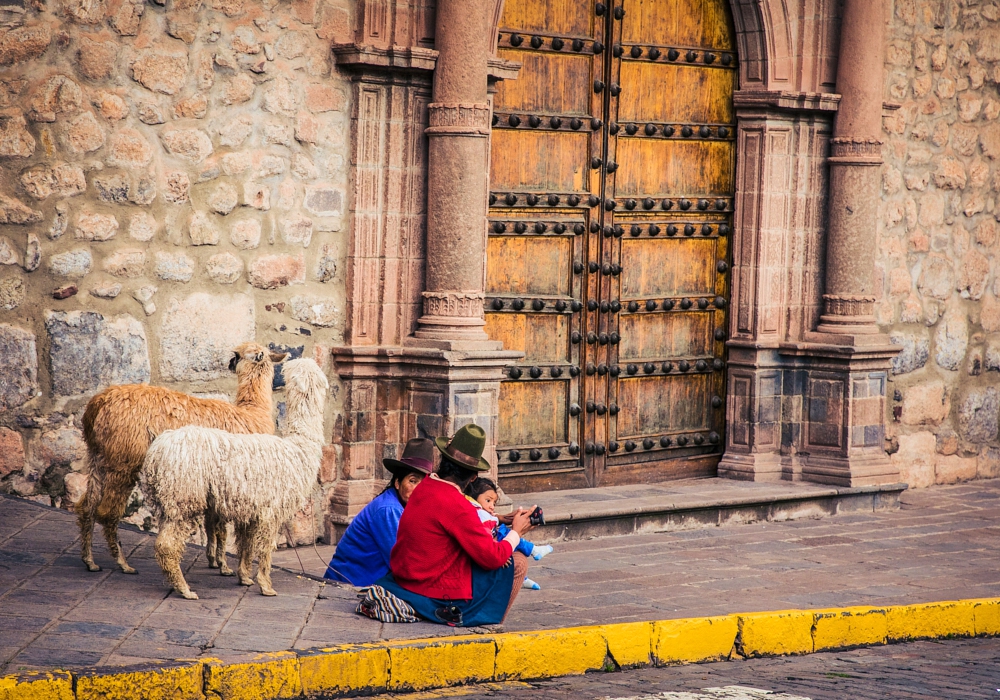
[{"xmin": 229, "ymin": 343, "xmax": 288, "ymax": 373}]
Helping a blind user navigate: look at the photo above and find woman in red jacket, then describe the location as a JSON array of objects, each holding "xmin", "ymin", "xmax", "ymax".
[{"xmin": 375, "ymin": 424, "xmax": 536, "ymax": 627}]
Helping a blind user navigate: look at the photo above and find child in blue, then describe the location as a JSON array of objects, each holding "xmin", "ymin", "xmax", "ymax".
[{"xmin": 464, "ymin": 477, "xmax": 552, "ymax": 589}]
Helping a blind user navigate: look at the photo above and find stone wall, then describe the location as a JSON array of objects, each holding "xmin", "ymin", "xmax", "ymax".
[
  {"xmin": 0, "ymin": 0, "xmax": 353, "ymax": 539},
  {"xmin": 882, "ymin": 0, "xmax": 1000, "ymax": 487}
]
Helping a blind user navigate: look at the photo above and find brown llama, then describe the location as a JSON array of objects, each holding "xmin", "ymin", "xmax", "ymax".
[{"xmin": 76, "ymin": 342, "xmax": 286, "ymax": 574}]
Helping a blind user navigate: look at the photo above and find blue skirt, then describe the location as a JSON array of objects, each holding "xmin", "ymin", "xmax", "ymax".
[{"xmin": 375, "ymin": 561, "xmax": 515, "ymax": 627}]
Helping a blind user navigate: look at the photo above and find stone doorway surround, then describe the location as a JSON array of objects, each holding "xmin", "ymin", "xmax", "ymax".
[{"xmin": 325, "ymin": 0, "xmax": 900, "ymax": 541}]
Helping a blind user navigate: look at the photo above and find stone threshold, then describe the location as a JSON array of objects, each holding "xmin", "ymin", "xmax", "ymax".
[{"xmin": 507, "ymin": 477, "xmax": 908, "ymax": 543}]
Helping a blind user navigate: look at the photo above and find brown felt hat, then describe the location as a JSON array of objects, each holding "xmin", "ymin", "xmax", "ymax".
[
  {"xmin": 383, "ymin": 438, "xmax": 435, "ymax": 478},
  {"xmin": 434, "ymin": 424, "xmax": 491, "ymax": 472}
]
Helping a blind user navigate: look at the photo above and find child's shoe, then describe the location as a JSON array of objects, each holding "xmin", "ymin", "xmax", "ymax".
[
  {"xmin": 522, "ymin": 577, "xmax": 540, "ymax": 590},
  {"xmin": 531, "ymin": 544, "xmax": 553, "ymax": 561}
]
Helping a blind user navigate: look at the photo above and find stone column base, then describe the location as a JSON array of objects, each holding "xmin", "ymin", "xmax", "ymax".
[
  {"xmin": 326, "ymin": 344, "xmax": 522, "ymax": 542},
  {"xmin": 719, "ymin": 338, "xmax": 901, "ymax": 487}
]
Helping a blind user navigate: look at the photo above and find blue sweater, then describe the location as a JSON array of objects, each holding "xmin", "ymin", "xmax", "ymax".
[{"xmin": 324, "ymin": 488, "xmax": 403, "ymax": 586}]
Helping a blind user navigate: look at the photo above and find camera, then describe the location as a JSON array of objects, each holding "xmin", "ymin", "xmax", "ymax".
[{"xmin": 528, "ymin": 506, "xmax": 545, "ymax": 526}]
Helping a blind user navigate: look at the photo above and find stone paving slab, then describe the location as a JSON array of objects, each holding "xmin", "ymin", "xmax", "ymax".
[{"xmin": 1, "ymin": 480, "xmax": 999, "ymax": 673}]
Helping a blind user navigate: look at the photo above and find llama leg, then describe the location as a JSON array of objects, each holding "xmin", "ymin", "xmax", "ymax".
[
  {"xmin": 254, "ymin": 524, "xmax": 278, "ymax": 596},
  {"xmin": 154, "ymin": 520, "xmax": 198, "ymax": 600},
  {"xmin": 234, "ymin": 523, "xmax": 254, "ymax": 587},
  {"xmin": 216, "ymin": 519, "xmax": 233, "ymax": 576},
  {"xmin": 97, "ymin": 468, "xmax": 140, "ymax": 574},
  {"xmin": 76, "ymin": 466, "xmax": 101, "ymax": 572},
  {"xmin": 205, "ymin": 510, "xmax": 218, "ymax": 569}
]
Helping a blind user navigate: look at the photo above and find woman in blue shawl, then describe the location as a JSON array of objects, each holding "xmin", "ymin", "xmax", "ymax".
[{"xmin": 324, "ymin": 439, "xmax": 434, "ymax": 586}]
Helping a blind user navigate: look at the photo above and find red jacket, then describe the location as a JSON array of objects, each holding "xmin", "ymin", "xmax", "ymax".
[{"xmin": 390, "ymin": 476, "xmax": 514, "ymax": 600}]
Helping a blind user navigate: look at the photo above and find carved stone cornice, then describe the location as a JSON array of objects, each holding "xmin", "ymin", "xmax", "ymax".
[
  {"xmin": 332, "ymin": 43, "xmax": 521, "ymax": 82},
  {"xmin": 426, "ymin": 102, "xmax": 491, "ymax": 137},
  {"xmin": 733, "ymin": 89, "xmax": 841, "ymax": 114},
  {"xmin": 828, "ymin": 137, "xmax": 884, "ymax": 166},
  {"xmin": 822, "ymin": 293, "xmax": 875, "ymax": 317},
  {"xmin": 421, "ymin": 290, "xmax": 486, "ymax": 319}
]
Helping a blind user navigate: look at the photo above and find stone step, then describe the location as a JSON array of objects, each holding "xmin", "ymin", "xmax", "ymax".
[{"xmin": 503, "ymin": 477, "xmax": 907, "ymax": 543}]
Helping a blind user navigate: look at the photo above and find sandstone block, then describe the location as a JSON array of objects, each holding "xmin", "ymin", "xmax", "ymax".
[
  {"xmin": 295, "ymin": 112, "xmax": 319, "ymax": 144},
  {"xmin": 129, "ymin": 211, "xmax": 157, "ymax": 241},
  {"xmin": 137, "ymin": 101, "xmax": 165, "ymax": 125},
  {"xmin": 208, "ymin": 181, "xmax": 238, "ymax": 214},
  {"xmin": 206, "ymin": 252, "xmax": 243, "ymax": 284},
  {"xmin": 0, "ymin": 192, "xmax": 42, "ymax": 224},
  {"xmin": 159, "ymin": 292, "xmax": 255, "ymax": 381},
  {"xmin": 979, "ymin": 446, "xmax": 1000, "ymax": 479},
  {"xmin": 36, "ymin": 427, "xmax": 86, "ymax": 468},
  {"xmin": 262, "ymin": 121, "xmax": 293, "ymax": 145},
  {"xmin": 20, "ymin": 163, "xmax": 86, "ymax": 201},
  {"xmin": 958, "ymin": 386, "xmax": 1000, "ymax": 443},
  {"xmin": 24, "ymin": 233, "xmax": 39, "ymax": 272},
  {"xmin": 111, "ymin": 0, "xmax": 144, "ymax": 35},
  {"xmin": 304, "ymin": 83, "xmax": 344, "ymax": 113},
  {"xmin": 102, "ymin": 248, "xmax": 146, "ymax": 278},
  {"xmin": 132, "ymin": 284, "xmax": 157, "ymax": 315},
  {"xmin": 248, "ymin": 253, "xmax": 304, "ymax": 289},
  {"xmin": 132, "ymin": 51, "xmax": 188, "ymax": 95},
  {"xmin": 230, "ymin": 218, "xmax": 261, "ymax": 249},
  {"xmin": 154, "ymin": 251, "xmax": 195, "ymax": 282},
  {"xmin": 902, "ymin": 381, "xmax": 948, "ymax": 425},
  {"xmin": 935, "ymin": 307, "xmax": 969, "ymax": 371},
  {"xmin": 221, "ymin": 151, "xmax": 251, "ymax": 175},
  {"xmin": 304, "ymin": 184, "xmax": 342, "ymax": 216},
  {"xmin": 983, "ymin": 123, "xmax": 1000, "ymax": 160},
  {"xmin": 106, "ymin": 128, "xmax": 155, "ymax": 168},
  {"xmin": 62, "ymin": 111, "xmax": 105, "ymax": 154},
  {"xmin": 29, "ymin": 75, "xmax": 82, "ymax": 122},
  {"xmin": 161, "ymin": 128, "xmax": 213, "ymax": 163},
  {"xmin": 174, "ymin": 94, "xmax": 207, "ymax": 119},
  {"xmin": 75, "ymin": 211, "xmax": 118, "ymax": 241},
  {"xmin": 189, "ymin": 210, "xmax": 220, "ymax": 245},
  {"xmin": 217, "ymin": 114, "xmax": 253, "ymax": 146},
  {"xmin": 890, "ymin": 431, "xmax": 936, "ymax": 488},
  {"xmin": 932, "ymin": 157, "xmax": 967, "ymax": 189},
  {"xmin": 94, "ymin": 172, "xmax": 130, "ymax": 203},
  {"xmin": 290, "ymin": 295, "xmax": 337, "ymax": 327},
  {"xmin": 957, "ymin": 249, "xmax": 990, "ymax": 300},
  {"xmin": 254, "ymin": 154, "xmax": 286, "ymax": 179},
  {"xmin": 45, "ymin": 311, "xmax": 151, "ymax": 396},
  {"xmin": 291, "ymin": 153, "xmax": 318, "ymax": 179},
  {"xmin": 0, "ymin": 275, "xmax": 25, "ymax": 310},
  {"xmin": 0, "ymin": 110, "xmax": 35, "ymax": 157},
  {"xmin": 231, "ymin": 26, "xmax": 260, "ymax": 53},
  {"xmin": 281, "ymin": 215, "xmax": 313, "ymax": 247},
  {"xmin": 163, "ymin": 170, "xmax": 191, "ymax": 203},
  {"xmin": 275, "ymin": 30, "xmax": 307, "ymax": 59},
  {"xmin": 917, "ymin": 254, "xmax": 953, "ymax": 300},
  {"xmin": 221, "ymin": 73, "xmax": 254, "ymax": 105},
  {"xmin": 78, "ymin": 37, "xmax": 118, "ymax": 80},
  {"xmin": 935, "ymin": 455, "xmax": 978, "ymax": 484},
  {"xmin": 0, "ymin": 25, "xmax": 51, "ymax": 66},
  {"xmin": 0, "ymin": 237, "xmax": 16, "ymax": 266},
  {"xmin": 243, "ymin": 182, "xmax": 270, "ymax": 210},
  {"xmin": 0, "ymin": 427, "xmax": 25, "ymax": 478},
  {"xmin": 262, "ymin": 76, "xmax": 298, "ymax": 115},
  {"xmin": 48, "ymin": 249, "xmax": 93, "ymax": 277},
  {"xmin": 90, "ymin": 280, "xmax": 122, "ymax": 298}
]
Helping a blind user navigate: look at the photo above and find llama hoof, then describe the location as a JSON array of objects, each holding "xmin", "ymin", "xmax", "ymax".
[
  {"xmin": 260, "ymin": 587, "xmax": 277, "ymax": 597},
  {"xmin": 238, "ymin": 577, "xmax": 254, "ymax": 587},
  {"xmin": 219, "ymin": 567, "xmax": 235, "ymax": 577},
  {"xmin": 208, "ymin": 560, "xmax": 220, "ymax": 569},
  {"xmin": 120, "ymin": 566, "xmax": 139, "ymax": 575},
  {"xmin": 85, "ymin": 562, "xmax": 101, "ymax": 572},
  {"xmin": 179, "ymin": 590, "xmax": 199, "ymax": 600}
]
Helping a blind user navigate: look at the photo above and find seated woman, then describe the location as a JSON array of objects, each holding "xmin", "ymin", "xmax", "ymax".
[
  {"xmin": 324, "ymin": 438, "xmax": 434, "ymax": 586},
  {"xmin": 374, "ymin": 424, "xmax": 535, "ymax": 628}
]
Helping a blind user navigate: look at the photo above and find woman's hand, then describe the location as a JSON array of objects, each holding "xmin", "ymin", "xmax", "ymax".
[{"xmin": 511, "ymin": 506, "xmax": 537, "ymax": 536}]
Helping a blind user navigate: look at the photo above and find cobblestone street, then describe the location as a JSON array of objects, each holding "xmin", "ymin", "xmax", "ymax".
[
  {"xmin": 419, "ymin": 638, "xmax": 1000, "ymax": 700},
  {"xmin": 2, "ymin": 480, "xmax": 999, "ymax": 672}
]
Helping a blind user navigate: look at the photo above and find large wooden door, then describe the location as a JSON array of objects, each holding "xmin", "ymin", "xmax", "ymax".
[{"xmin": 487, "ymin": 0, "xmax": 735, "ymax": 492}]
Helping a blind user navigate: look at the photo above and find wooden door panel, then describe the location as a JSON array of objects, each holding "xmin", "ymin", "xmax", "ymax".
[
  {"xmin": 615, "ymin": 374, "xmax": 713, "ymax": 437},
  {"xmin": 614, "ymin": 140, "xmax": 734, "ymax": 196},
  {"xmin": 490, "ymin": 130, "xmax": 589, "ymax": 192},
  {"xmin": 486, "ymin": 313, "xmax": 572, "ymax": 364},
  {"xmin": 501, "ymin": 0, "xmax": 593, "ymax": 36},
  {"xmin": 620, "ymin": 238, "xmax": 715, "ymax": 298},
  {"xmin": 487, "ymin": 236, "xmax": 573, "ymax": 296},
  {"xmin": 499, "ymin": 380, "xmax": 569, "ymax": 446},
  {"xmin": 495, "ymin": 51, "xmax": 594, "ymax": 114},
  {"xmin": 617, "ymin": 63, "xmax": 734, "ymax": 124},
  {"xmin": 618, "ymin": 312, "xmax": 713, "ymax": 360},
  {"xmin": 621, "ymin": 0, "xmax": 733, "ymax": 49}
]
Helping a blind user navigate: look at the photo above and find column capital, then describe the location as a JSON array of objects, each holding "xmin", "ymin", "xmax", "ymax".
[
  {"xmin": 426, "ymin": 102, "xmax": 491, "ymax": 136},
  {"xmin": 828, "ymin": 137, "xmax": 884, "ymax": 166}
]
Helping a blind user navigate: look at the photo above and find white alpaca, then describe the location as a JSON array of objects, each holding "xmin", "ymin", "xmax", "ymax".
[{"xmin": 141, "ymin": 358, "xmax": 329, "ymax": 599}]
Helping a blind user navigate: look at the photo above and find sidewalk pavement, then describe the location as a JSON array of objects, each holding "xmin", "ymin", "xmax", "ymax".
[{"xmin": 1, "ymin": 480, "xmax": 999, "ymax": 674}]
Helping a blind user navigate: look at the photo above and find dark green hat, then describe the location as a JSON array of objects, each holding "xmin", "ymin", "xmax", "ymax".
[{"xmin": 434, "ymin": 424, "xmax": 491, "ymax": 472}]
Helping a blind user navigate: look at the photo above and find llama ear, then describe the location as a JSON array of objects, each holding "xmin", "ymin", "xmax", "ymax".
[
  {"xmin": 253, "ymin": 351, "xmax": 265, "ymax": 362},
  {"xmin": 228, "ymin": 353, "xmax": 239, "ymax": 372},
  {"xmin": 269, "ymin": 352, "xmax": 288, "ymax": 363}
]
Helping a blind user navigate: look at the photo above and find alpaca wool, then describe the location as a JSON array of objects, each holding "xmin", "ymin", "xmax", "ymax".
[
  {"xmin": 76, "ymin": 343, "xmax": 285, "ymax": 575},
  {"xmin": 141, "ymin": 358, "xmax": 329, "ymax": 599}
]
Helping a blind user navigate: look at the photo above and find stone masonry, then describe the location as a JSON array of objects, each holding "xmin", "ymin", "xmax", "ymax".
[
  {"xmin": 881, "ymin": 1, "xmax": 1000, "ymax": 489},
  {"xmin": 0, "ymin": 0, "xmax": 353, "ymax": 540}
]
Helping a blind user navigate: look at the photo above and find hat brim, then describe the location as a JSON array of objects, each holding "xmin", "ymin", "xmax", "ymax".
[
  {"xmin": 382, "ymin": 458, "xmax": 433, "ymax": 478},
  {"xmin": 434, "ymin": 436, "xmax": 491, "ymax": 472}
]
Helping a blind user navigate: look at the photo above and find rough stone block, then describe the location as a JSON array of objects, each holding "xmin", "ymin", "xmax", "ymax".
[
  {"xmin": 304, "ymin": 184, "xmax": 342, "ymax": 216},
  {"xmin": 206, "ymin": 252, "xmax": 243, "ymax": 284},
  {"xmin": 0, "ymin": 426, "xmax": 26, "ymax": 477},
  {"xmin": 957, "ymin": 387, "xmax": 1000, "ymax": 442},
  {"xmin": 290, "ymin": 295, "xmax": 337, "ymax": 327},
  {"xmin": 0, "ymin": 110, "xmax": 35, "ymax": 157},
  {"xmin": 281, "ymin": 215, "xmax": 313, "ymax": 247},
  {"xmin": 979, "ymin": 446, "xmax": 1000, "ymax": 479},
  {"xmin": 78, "ymin": 36, "xmax": 118, "ymax": 79},
  {"xmin": 189, "ymin": 210, "xmax": 220, "ymax": 245},
  {"xmin": 132, "ymin": 51, "xmax": 188, "ymax": 94},
  {"xmin": 154, "ymin": 251, "xmax": 195, "ymax": 282},
  {"xmin": 0, "ymin": 25, "xmax": 52, "ymax": 66},
  {"xmin": 35, "ymin": 426, "xmax": 86, "ymax": 469},
  {"xmin": 159, "ymin": 292, "xmax": 255, "ymax": 381},
  {"xmin": 61, "ymin": 111, "xmax": 105, "ymax": 154},
  {"xmin": 935, "ymin": 307, "xmax": 969, "ymax": 371},
  {"xmin": 48, "ymin": 248, "xmax": 93, "ymax": 277},
  {"xmin": 102, "ymin": 248, "xmax": 146, "ymax": 278},
  {"xmin": 890, "ymin": 330, "xmax": 930, "ymax": 375},
  {"xmin": 901, "ymin": 380, "xmax": 948, "ymax": 425},
  {"xmin": 936, "ymin": 455, "xmax": 979, "ymax": 484},
  {"xmin": 248, "ymin": 254, "xmax": 304, "ymax": 289},
  {"xmin": 160, "ymin": 128, "xmax": 213, "ymax": 163},
  {"xmin": 106, "ymin": 128, "xmax": 154, "ymax": 168},
  {"xmin": 230, "ymin": 219, "xmax": 261, "ymax": 249},
  {"xmin": 45, "ymin": 311, "xmax": 150, "ymax": 396},
  {"xmin": 891, "ymin": 431, "xmax": 936, "ymax": 488},
  {"xmin": 74, "ymin": 211, "xmax": 119, "ymax": 241},
  {"xmin": 0, "ymin": 274, "xmax": 25, "ymax": 310},
  {"xmin": 0, "ymin": 192, "xmax": 42, "ymax": 223}
]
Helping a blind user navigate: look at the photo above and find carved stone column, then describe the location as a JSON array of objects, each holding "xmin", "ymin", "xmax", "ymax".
[
  {"xmin": 813, "ymin": 0, "xmax": 886, "ymax": 340},
  {"xmin": 411, "ymin": 0, "xmax": 499, "ymax": 350}
]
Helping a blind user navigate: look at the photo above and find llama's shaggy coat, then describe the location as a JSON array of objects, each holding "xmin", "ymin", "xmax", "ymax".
[
  {"xmin": 76, "ymin": 342, "xmax": 286, "ymax": 574},
  {"xmin": 142, "ymin": 358, "xmax": 329, "ymax": 599}
]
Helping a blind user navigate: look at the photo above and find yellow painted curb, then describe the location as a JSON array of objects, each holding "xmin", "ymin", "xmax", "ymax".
[{"xmin": 3, "ymin": 598, "xmax": 999, "ymax": 700}]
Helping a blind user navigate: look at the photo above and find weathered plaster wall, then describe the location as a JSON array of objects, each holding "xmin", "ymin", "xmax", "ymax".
[
  {"xmin": 0, "ymin": 0, "xmax": 353, "ymax": 538},
  {"xmin": 881, "ymin": 0, "xmax": 1000, "ymax": 487}
]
